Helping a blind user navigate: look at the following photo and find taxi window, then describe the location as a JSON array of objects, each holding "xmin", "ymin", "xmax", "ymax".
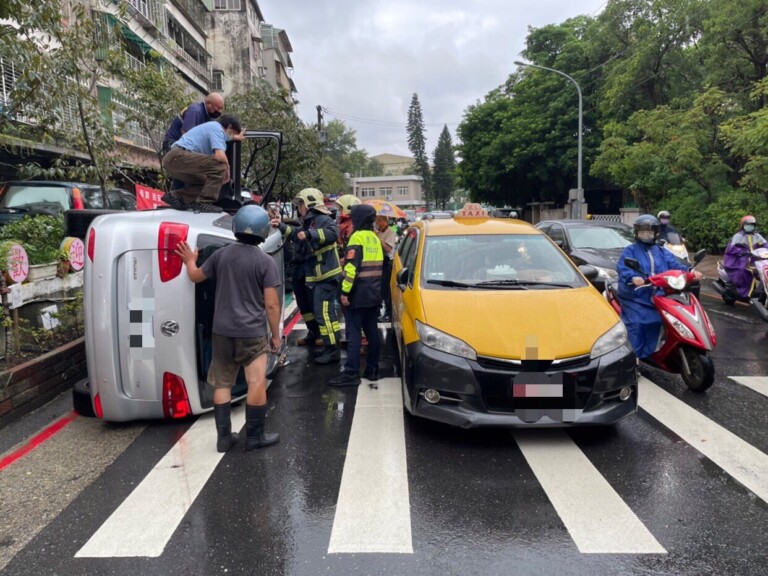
[
  {"xmin": 421, "ymin": 234, "xmax": 586, "ymax": 289},
  {"xmin": 402, "ymin": 229, "xmax": 420, "ymax": 277},
  {"xmin": 398, "ymin": 228, "xmax": 418, "ymax": 264}
]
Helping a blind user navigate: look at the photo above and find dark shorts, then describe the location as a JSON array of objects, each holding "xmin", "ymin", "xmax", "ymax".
[{"xmin": 207, "ymin": 334, "xmax": 268, "ymax": 389}]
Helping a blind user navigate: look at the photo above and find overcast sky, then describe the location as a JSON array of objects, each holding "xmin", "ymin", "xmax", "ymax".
[{"xmin": 260, "ymin": 0, "xmax": 607, "ymax": 159}]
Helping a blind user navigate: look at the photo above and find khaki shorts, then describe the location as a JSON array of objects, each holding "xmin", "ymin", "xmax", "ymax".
[{"xmin": 207, "ymin": 334, "xmax": 268, "ymax": 389}]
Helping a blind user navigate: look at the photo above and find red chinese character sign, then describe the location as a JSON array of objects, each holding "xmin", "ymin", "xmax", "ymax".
[
  {"xmin": 61, "ymin": 237, "xmax": 85, "ymax": 271},
  {"xmin": 2, "ymin": 241, "xmax": 29, "ymax": 284},
  {"xmin": 135, "ymin": 184, "xmax": 168, "ymax": 210}
]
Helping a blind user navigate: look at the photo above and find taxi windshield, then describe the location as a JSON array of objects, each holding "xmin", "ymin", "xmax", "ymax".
[{"xmin": 421, "ymin": 234, "xmax": 586, "ymax": 289}]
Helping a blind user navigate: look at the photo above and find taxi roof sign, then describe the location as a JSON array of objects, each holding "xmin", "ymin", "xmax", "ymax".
[{"xmin": 454, "ymin": 203, "xmax": 488, "ymax": 218}]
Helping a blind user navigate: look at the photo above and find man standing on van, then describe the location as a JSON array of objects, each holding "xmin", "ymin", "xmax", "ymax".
[
  {"xmin": 175, "ymin": 205, "xmax": 282, "ymax": 452},
  {"xmin": 162, "ymin": 92, "xmax": 225, "ymax": 152}
]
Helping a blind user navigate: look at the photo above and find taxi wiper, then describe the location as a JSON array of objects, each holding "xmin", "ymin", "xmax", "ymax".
[
  {"xmin": 476, "ymin": 279, "xmax": 572, "ymax": 288},
  {"xmin": 426, "ymin": 279, "xmax": 473, "ymax": 288}
]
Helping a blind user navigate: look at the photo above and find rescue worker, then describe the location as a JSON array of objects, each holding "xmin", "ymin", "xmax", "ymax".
[
  {"xmin": 175, "ymin": 205, "xmax": 281, "ymax": 452},
  {"xmin": 272, "ymin": 188, "xmax": 343, "ymax": 363},
  {"xmin": 334, "ymin": 194, "xmax": 362, "ymax": 259},
  {"xmin": 330, "ymin": 204, "xmax": 383, "ymax": 387},
  {"xmin": 617, "ymin": 214, "xmax": 702, "ymax": 359},
  {"xmin": 724, "ymin": 215, "xmax": 768, "ymax": 299}
]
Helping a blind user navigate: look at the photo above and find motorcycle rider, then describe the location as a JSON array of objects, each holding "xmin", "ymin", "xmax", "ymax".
[
  {"xmin": 272, "ymin": 188, "xmax": 343, "ymax": 364},
  {"xmin": 723, "ymin": 215, "xmax": 768, "ymax": 300},
  {"xmin": 657, "ymin": 210, "xmax": 678, "ymax": 243},
  {"xmin": 617, "ymin": 214, "xmax": 703, "ymax": 359}
]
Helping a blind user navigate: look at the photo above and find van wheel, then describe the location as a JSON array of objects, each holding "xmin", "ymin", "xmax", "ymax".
[{"xmin": 72, "ymin": 378, "xmax": 96, "ymax": 417}]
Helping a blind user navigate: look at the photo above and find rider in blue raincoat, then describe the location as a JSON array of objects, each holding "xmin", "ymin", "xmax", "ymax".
[{"xmin": 616, "ymin": 214, "xmax": 703, "ymax": 359}]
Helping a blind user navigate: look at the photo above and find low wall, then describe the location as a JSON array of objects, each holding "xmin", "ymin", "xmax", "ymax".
[{"xmin": 0, "ymin": 337, "xmax": 86, "ymax": 426}]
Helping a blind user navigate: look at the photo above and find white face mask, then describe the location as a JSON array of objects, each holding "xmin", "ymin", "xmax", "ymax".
[
  {"xmin": 744, "ymin": 224, "xmax": 756, "ymax": 233},
  {"xmin": 638, "ymin": 231, "xmax": 655, "ymax": 243}
]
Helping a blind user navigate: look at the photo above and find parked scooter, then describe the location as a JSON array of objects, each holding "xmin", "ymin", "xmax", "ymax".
[
  {"xmin": 712, "ymin": 247, "xmax": 768, "ymax": 323},
  {"xmin": 605, "ymin": 249, "xmax": 716, "ymax": 392}
]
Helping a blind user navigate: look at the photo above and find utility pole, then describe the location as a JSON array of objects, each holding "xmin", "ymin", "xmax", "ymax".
[{"xmin": 316, "ymin": 105, "xmax": 323, "ymax": 131}]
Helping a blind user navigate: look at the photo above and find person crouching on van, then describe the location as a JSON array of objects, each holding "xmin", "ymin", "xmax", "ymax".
[{"xmin": 175, "ymin": 205, "xmax": 282, "ymax": 452}]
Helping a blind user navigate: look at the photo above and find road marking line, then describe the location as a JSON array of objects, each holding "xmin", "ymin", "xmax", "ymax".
[
  {"xmin": 729, "ymin": 376, "xmax": 768, "ymax": 399},
  {"xmin": 0, "ymin": 411, "xmax": 78, "ymax": 471},
  {"xmin": 328, "ymin": 378, "xmax": 412, "ymax": 554},
  {"xmin": 514, "ymin": 429, "xmax": 666, "ymax": 554},
  {"xmin": 75, "ymin": 408, "xmax": 245, "ymax": 558},
  {"xmin": 639, "ymin": 376, "xmax": 768, "ymax": 504},
  {"xmin": 284, "ymin": 299, "xmax": 297, "ymax": 318}
]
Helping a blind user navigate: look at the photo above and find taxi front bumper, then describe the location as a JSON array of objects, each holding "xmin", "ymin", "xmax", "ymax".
[{"xmin": 403, "ymin": 341, "xmax": 637, "ymax": 428}]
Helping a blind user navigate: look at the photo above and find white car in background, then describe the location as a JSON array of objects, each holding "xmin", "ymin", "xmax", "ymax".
[{"xmin": 73, "ymin": 132, "xmax": 288, "ymax": 422}]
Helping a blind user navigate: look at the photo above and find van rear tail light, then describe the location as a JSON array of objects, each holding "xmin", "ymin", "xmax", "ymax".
[
  {"xmin": 157, "ymin": 222, "xmax": 189, "ymax": 282},
  {"xmin": 162, "ymin": 372, "xmax": 192, "ymax": 419},
  {"xmin": 94, "ymin": 393, "xmax": 103, "ymax": 418},
  {"xmin": 87, "ymin": 228, "xmax": 95, "ymax": 262},
  {"xmin": 72, "ymin": 187, "xmax": 85, "ymax": 209}
]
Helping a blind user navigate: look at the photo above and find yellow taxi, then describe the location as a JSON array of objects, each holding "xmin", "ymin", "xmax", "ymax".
[{"xmin": 391, "ymin": 204, "xmax": 637, "ymax": 427}]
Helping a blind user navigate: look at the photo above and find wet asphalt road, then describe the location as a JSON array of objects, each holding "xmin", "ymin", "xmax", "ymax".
[{"xmin": 1, "ymin": 282, "xmax": 767, "ymax": 576}]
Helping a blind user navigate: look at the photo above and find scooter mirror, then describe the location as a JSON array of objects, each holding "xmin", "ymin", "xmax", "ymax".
[
  {"xmin": 624, "ymin": 258, "xmax": 641, "ymax": 272},
  {"xmin": 694, "ymin": 249, "xmax": 707, "ymax": 263}
]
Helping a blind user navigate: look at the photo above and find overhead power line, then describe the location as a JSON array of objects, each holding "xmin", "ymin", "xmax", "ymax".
[{"xmin": 322, "ymin": 107, "xmax": 461, "ymax": 128}]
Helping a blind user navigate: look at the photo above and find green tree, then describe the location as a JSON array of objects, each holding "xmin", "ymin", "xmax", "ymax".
[
  {"xmin": 432, "ymin": 125, "xmax": 455, "ymax": 209},
  {"xmin": 406, "ymin": 93, "xmax": 431, "ymax": 208},
  {"xmin": 367, "ymin": 158, "xmax": 384, "ymax": 177}
]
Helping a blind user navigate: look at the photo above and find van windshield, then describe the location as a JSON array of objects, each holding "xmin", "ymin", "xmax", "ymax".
[{"xmin": 1, "ymin": 185, "xmax": 70, "ymax": 211}]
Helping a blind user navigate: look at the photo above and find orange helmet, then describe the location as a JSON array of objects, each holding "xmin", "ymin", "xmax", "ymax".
[{"xmin": 740, "ymin": 215, "xmax": 756, "ymax": 229}]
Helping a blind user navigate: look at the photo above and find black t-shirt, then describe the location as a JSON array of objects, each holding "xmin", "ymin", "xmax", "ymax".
[{"xmin": 200, "ymin": 243, "xmax": 281, "ymax": 338}]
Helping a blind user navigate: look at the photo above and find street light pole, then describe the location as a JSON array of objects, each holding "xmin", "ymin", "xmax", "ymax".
[{"xmin": 514, "ymin": 60, "xmax": 583, "ymax": 219}]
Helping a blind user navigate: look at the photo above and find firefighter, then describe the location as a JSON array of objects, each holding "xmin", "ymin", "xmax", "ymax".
[{"xmin": 272, "ymin": 188, "xmax": 343, "ymax": 363}]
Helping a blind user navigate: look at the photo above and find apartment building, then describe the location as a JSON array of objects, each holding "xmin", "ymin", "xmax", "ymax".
[
  {"xmin": 370, "ymin": 153, "xmax": 415, "ymax": 176},
  {"xmin": 350, "ymin": 175, "xmax": 425, "ymax": 209}
]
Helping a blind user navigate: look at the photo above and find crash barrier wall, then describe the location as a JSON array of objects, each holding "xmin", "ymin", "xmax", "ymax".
[{"xmin": 0, "ymin": 337, "xmax": 86, "ymax": 426}]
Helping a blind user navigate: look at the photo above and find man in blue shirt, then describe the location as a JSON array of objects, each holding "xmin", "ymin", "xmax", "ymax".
[
  {"xmin": 161, "ymin": 115, "xmax": 245, "ymax": 213},
  {"xmin": 162, "ymin": 93, "xmax": 225, "ymax": 152}
]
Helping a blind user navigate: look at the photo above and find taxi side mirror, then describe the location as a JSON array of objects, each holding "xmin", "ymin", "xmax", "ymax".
[
  {"xmin": 396, "ymin": 267, "xmax": 409, "ymax": 290},
  {"xmin": 579, "ymin": 264, "xmax": 599, "ymax": 281}
]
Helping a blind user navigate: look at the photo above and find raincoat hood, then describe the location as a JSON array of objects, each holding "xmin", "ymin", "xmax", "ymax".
[{"xmin": 351, "ymin": 204, "xmax": 376, "ymax": 230}]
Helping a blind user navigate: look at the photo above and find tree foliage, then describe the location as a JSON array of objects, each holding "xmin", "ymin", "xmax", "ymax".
[
  {"xmin": 432, "ymin": 125, "xmax": 456, "ymax": 210},
  {"xmin": 407, "ymin": 93, "xmax": 431, "ymax": 208}
]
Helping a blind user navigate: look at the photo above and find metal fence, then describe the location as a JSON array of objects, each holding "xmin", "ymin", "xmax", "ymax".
[{"xmin": 590, "ymin": 214, "xmax": 622, "ymax": 223}]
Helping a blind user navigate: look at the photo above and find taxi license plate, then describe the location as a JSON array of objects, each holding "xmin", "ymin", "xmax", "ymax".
[{"xmin": 512, "ymin": 373, "xmax": 564, "ymax": 398}]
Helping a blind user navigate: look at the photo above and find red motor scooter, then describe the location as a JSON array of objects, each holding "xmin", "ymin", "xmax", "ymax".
[{"xmin": 605, "ymin": 249, "xmax": 716, "ymax": 392}]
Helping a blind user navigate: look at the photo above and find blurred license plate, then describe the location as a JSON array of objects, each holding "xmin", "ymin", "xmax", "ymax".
[{"xmin": 512, "ymin": 373, "xmax": 564, "ymax": 398}]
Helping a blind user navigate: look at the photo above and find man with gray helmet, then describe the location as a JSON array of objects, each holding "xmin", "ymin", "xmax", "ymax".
[{"xmin": 175, "ymin": 205, "xmax": 282, "ymax": 452}]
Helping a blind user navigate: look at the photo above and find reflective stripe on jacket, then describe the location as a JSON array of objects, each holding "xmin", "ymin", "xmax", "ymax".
[
  {"xmin": 342, "ymin": 230, "xmax": 383, "ymax": 308},
  {"xmin": 280, "ymin": 211, "xmax": 342, "ymax": 283}
]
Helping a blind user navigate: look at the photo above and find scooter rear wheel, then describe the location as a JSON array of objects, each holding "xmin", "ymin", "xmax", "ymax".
[{"xmin": 680, "ymin": 348, "xmax": 715, "ymax": 392}]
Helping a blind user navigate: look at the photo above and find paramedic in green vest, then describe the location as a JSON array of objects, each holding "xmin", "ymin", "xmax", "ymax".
[
  {"xmin": 271, "ymin": 188, "xmax": 343, "ymax": 364},
  {"xmin": 330, "ymin": 204, "xmax": 383, "ymax": 387}
]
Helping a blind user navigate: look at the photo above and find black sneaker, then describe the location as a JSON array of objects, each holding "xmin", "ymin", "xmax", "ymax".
[
  {"xmin": 189, "ymin": 202, "xmax": 223, "ymax": 213},
  {"xmin": 329, "ymin": 371, "xmax": 360, "ymax": 387},
  {"xmin": 314, "ymin": 347, "xmax": 341, "ymax": 364},
  {"xmin": 161, "ymin": 192, "xmax": 188, "ymax": 210},
  {"xmin": 362, "ymin": 368, "xmax": 379, "ymax": 381}
]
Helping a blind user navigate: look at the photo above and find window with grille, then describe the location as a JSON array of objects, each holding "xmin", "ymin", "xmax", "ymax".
[
  {"xmin": 397, "ymin": 186, "xmax": 408, "ymax": 196},
  {"xmin": 212, "ymin": 70, "xmax": 224, "ymax": 91},
  {"xmin": 214, "ymin": 0, "xmax": 242, "ymax": 10}
]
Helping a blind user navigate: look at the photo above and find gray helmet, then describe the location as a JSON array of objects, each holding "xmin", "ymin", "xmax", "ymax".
[
  {"xmin": 634, "ymin": 214, "xmax": 660, "ymax": 243},
  {"xmin": 232, "ymin": 204, "xmax": 270, "ymax": 244},
  {"xmin": 657, "ymin": 210, "xmax": 671, "ymax": 219}
]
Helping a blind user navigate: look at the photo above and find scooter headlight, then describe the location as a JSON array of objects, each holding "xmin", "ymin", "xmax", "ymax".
[
  {"xmin": 666, "ymin": 275, "xmax": 687, "ymax": 291},
  {"xmin": 416, "ymin": 320, "xmax": 477, "ymax": 360},
  {"xmin": 590, "ymin": 321, "xmax": 628, "ymax": 359},
  {"xmin": 661, "ymin": 310, "xmax": 694, "ymax": 340}
]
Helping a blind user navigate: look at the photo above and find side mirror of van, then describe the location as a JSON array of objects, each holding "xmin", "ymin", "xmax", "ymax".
[{"xmin": 579, "ymin": 265, "xmax": 599, "ymax": 281}]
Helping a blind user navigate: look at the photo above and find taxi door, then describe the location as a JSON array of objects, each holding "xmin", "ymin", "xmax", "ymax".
[{"xmin": 391, "ymin": 225, "xmax": 423, "ymax": 356}]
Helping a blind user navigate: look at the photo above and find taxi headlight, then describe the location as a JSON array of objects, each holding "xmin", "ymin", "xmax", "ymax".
[
  {"xmin": 416, "ymin": 320, "xmax": 477, "ymax": 360},
  {"xmin": 590, "ymin": 321, "xmax": 628, "ymax": 359},
  {"xmin": 595, "ymin": 266, "xmax": 618, "ymax": 279},
  {"xmin": 666, "ymin": 275, "xmax": 687, "ymax": 290}
]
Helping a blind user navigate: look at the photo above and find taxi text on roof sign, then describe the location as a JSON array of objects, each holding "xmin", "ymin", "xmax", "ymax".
[{"xmin": 455, "ymin": 203, "xmax": 489, "ymax": 218}]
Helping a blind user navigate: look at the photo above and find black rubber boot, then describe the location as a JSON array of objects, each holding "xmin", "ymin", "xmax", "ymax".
[
  {"xmin": 214, "ymin": 403, "xmax": 239, "ymax": 453},
  {"xmin": 245, "ymin": 404, "xmax": 279, "ymax": 450},
  {"xmin": 314, "ymin": 346, "xmax": 341, "ymax": 364}
]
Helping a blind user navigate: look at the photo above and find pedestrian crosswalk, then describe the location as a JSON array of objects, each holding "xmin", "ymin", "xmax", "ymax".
[{"xmin": 64, "ymin": 371, "xmax": 768, "ymax": 561}]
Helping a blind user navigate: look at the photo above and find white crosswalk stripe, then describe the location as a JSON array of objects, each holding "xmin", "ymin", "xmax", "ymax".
[
  {"xmin": 729, "ymin": 376, "xmax": 768, "ymax": 399},
  {"xmin": 514, "ymin": 429, "xmax": 666, "ymax": 554},
  {"xmin": 328, "ymin": 378, "xmax": 413, "ymax": 554},
  {"xmin": 75, "ymin": 408, "xmax": 245, "ymax": 558},
  {"xmin": 639, "ymin": 376, "xmax": 768, "ymax": 504}
]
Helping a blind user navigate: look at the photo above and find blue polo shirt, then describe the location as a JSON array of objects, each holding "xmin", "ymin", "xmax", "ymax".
[{"xmin": 172, "ymin": 121, "xmax": 227, "ymax": 156}]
